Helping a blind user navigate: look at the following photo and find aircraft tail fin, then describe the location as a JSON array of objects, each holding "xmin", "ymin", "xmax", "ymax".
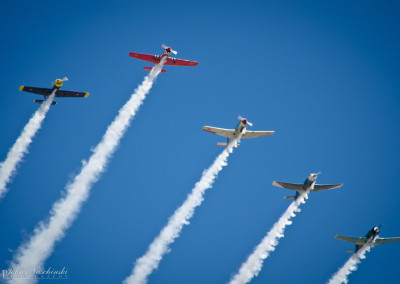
[
  {"xmin": 34, "ymin": 99, "xmax": 57, "ymax": 106},
  {"xmin": 143, "ymin": 67, "xmax": 166, "ymax": 73}
]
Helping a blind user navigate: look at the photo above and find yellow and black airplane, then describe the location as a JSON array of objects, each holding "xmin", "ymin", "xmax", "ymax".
[{"xmin": 19, "ymin": 77, "xmax": 89, "ymax": 105}]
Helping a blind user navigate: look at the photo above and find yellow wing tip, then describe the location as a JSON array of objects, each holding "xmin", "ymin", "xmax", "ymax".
[
  {"xmin": 334, "ymin": 235, "xmax": 339, "ymax": 239},
  {"xmin": 19, "ymin": 86, "xmax": 24, "ymax": 91},
  {"xmin": 84, "ymin": 93, "xmax": 90, "ymax": 98}
]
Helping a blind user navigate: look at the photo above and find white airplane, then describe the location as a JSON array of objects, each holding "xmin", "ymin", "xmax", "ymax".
[
  {"xmin": 203, "ymin": 116, "xmax": 275, "ymax": 147},
  {"xmin": 272, "ymin": 173, "xmax": 343, "ymax": 200}
]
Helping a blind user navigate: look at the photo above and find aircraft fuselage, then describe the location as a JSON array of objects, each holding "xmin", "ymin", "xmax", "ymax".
[
  {"xmin": 235, "ymin": 120, "xmax": 247, "ymax": 133},
  {"xmin": 162, "ymin": 48, "xmax": 172, "ymax": 57},
  {"xmin": 355, "ymin": 226, "xmax": 380, "ymax": 252},
  {"xmin": 219, "ymin": 120, "xmax": 248, "ymax": 146},
  {"xmin": 302, "ymin": 173, "xmax": 318, "ymax": 191},
  {"xmin": 151, "ymin": 49, "xmax": 171, "ymax": 63},
  {"xmin": 229, "ymin": 120, "xmax": 248, "ymax": 143}
]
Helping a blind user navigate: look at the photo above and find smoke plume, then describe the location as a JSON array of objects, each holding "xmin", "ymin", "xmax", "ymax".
[
  {"xmin": 0, "ymin": 91, "xmax": 56, "ymax": 199},
  {"xmin": 124, "ymin": 137, "xmax": 241, "ymax": 284},
  {"xmin": 229, "ymin": 191, "xmax": 309, "ymax": 284},
  {"xmin": 8, "ymin": 59, "xmax": 166, "ymax": 284}
]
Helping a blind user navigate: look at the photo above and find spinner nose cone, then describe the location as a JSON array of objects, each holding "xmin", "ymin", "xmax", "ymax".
[
  {"xmin": 242, "ymin": 119, "xmax": 247, "ymax": 124},
  {"xmin": 54, "ymin": 79, "xmax": 63, "ymax": 88}
]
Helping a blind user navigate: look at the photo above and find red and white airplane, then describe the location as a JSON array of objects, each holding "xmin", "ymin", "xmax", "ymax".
[
  {"xmin": 203, "ymin": 116, "xmax": 275, "ymax": 147},
  {"xmin": 129, "ymin": 44, "xmax": 199, "ymax": 73}
]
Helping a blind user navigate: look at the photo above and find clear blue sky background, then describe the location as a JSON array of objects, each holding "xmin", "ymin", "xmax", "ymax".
[{"xmin": 1, "ymin": 1, "xmax": 399, "ymax": 283}]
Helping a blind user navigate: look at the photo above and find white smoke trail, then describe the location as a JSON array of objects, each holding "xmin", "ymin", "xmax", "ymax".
[
  {"xmin": 328, "ymin": 245, "xmax": 371, "ymax": 284},
  {"xmin": 229, "ymin": 191, "xmax": 310, "ymax": 284},
  {"xmin": 124, "ymin": 137, "xmax": 241, "ymax": 284},
  {"xmin": 8, "ymin": 59, "xmax": 166, "ymax": 284},
  {"xmin": 0, "ymin": 91, "xmax": 56, "ymax": 199}
]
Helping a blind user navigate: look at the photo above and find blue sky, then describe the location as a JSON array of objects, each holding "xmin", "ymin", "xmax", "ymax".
[{"xmin": 1, "ymin": 1, "xmax": 400, "ymax": 283}]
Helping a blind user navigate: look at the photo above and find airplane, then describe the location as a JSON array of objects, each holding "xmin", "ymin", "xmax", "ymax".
[
  {"xmin": 335, "ymin": 226, "xmax": 400, "ymax": 253},
  {"xmin": 19, "ymin": 77, "xmax": 89, "ymax": 105},
  {"xmin": 202, "ymin": 115, "xmax": 275, "ymax": 147},
  {"xmin": 129, "ymin": 44, "xmax": 199, "ymax": 73},
  {"xmin": 272, "ymin": 173, "xmax": 343, "ymax": 200}
]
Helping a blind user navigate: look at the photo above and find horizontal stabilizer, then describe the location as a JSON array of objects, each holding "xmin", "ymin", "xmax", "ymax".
[
  {"xmin": 34, "ymin": 100, "xmax": 57, "ymax": 106},
  {"xmin": 284, "ymin": 196, "xmax": 296, "ymax": 200},
  {"xmin": 143, "ymin": 67, "xmax": 166, "ymax": 73},
  {"xmin": 216, "ymin": 142, "xmax": 240, "ymax": 147}
]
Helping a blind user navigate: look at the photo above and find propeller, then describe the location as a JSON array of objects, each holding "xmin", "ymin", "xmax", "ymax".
[
  {"xmin": 310, "ymin": 172, "xmax": 321, "ymax": 179},
  {"xmin": 238, "ymin": 115, "xmax": 253, "ymax": 127},
  {"xmin": 161, "ymin": 44, "xmax": 178, "ymax": 55}
]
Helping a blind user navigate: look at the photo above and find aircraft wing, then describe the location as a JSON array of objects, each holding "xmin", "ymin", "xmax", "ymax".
[
  {"xmin": 203, "ymin": 126, "xmax": 235, "ymax": 138},
  {"xmin": 129, "ymin": 52, "xmax": 156, "ymax": 63},
  {"xmin": 335, "ymin": 235, "xmax": 368, "ymax": 244},
  {"xmin": 55, "ymin": 90, "xmax": 89, "ymax": 98},
  {"xmin": 20, "ymin": 86, "xmax": 89, "ymax": 98},
  {"xmin": 313, "ymin": 184, "xmax": 343, "ymax": 192},
  {"xmin": 19, "ymin": 86, "xmax": 53, "ymax": 96},
  {"xmin": 242, "ymin": 131, "xmax": 275, "ymax": 139},
  {"xmin": 272, "ymin": 181, "xmax": 304, "ymax": 191},
  {"xmin": 374, "ymin": 237, "xmax": 400, "ymax": 245},
  {"xmin": 165, "ymin": 57, "xmax": 199, "ymax": 66}
]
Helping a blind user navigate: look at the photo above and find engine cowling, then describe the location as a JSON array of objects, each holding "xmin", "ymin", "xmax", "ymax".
[{"xmin": 54, "ymin": 79, "xmax": 63, "ymax": 88}]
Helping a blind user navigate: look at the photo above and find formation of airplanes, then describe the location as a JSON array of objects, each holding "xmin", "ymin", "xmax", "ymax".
[
  {"xmin": 17, "ymin": 44, "xmax": 399, "ymax": 263},
  {"xmin": 19, "ymin": 45, "xmax": 196, "ymax": 105}
]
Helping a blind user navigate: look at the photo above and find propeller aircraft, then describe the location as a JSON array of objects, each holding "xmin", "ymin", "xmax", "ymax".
[
  {"xmin": 335, "ymin": 226, "xmax": 400, "ymax": 253},
  {"xmin": 129, "ymin": 44, "xmax": 199, "ymax": 73},
  {"xmin": 272, "ymin": 173, "xmax": 343, "ymax": 200},
  {"xmin": 19, "ymin": 77, "xmax": 89, "ymax": 105},
  {"xmin": 203, "ymin": 115, "xmax": 274, "ymax": 147}
]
